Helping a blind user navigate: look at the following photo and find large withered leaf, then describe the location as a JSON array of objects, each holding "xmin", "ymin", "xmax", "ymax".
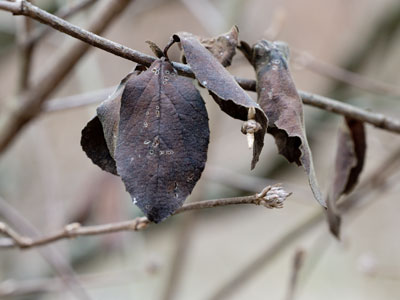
[
  {"xmin": 115, "ymin": 58, "xmax": 209, "ymax": 223},
  {"xmin": 173, "ymin": 32, "xmax": 268, "ymax": 169},
  {"xmin": 199, "ymin": 25, "xmax": 239, "ymax": 67},
  {"xmin": 81, "ymin": 66, "xmax": 144, "ymax": 175},
  {"xmin": 327, "ymin": 117, "xmax": 366, "ymax": 237},
  {"xmin": 241, "ymin": 39, "xmax": 325, "ymax": 207}
]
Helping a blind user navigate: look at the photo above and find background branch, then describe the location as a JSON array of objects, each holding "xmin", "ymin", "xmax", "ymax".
[
  {"xmin": 0, "ymin": 0, "xmax": 399, "ymax": 155},
  {"xmin": 0, "ymin": 197, "xmax": 92, "ymax": 300},
  {"xmin": 207, "ymin": 145, "xmax": 400, "ymax": 300},
  {"xmin": 284, "ymin": 249, "xmax": 306, "ymax": 300},
  {"xmin": 25, "ymin": 0, "xmax": 97, "ymax": 47},
  {"xmin": 16, "ymin": 0, "xmax": 35, "ymax": 91},
  {"xmin": 0, "ymin": 0, "xmax": 133, "ymax": 153},
  {"xmin": 293, "ymin": 50, "xmax": 400, "ymax": 97},
  {"xmin": 0, "ymin": 185, "xmax": 290, "ymax": 249}
]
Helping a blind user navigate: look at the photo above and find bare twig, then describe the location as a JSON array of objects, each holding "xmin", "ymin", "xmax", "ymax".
[
  {"xmin": 16, "ymin": 0, "xmax": 97, "ymax": 92},
  {"xmin": 0, "ymin": 0, "xmax": 133, "ymax": 153},
  {"xmin": 16, "ymin": 0, "xmax": 35, "ymax": 91},
  {"xmin": 44, "ymin": 86, "xmax": 115, "ymax": 112},
  {"xmin": 293, "ymin": 50, "xmax": 400, "ymax": 97},
  {"xmin": 45, "ymin": 83, "xmax": 400, "ymax": 134},
  {"xmin": 25, "ymin": 0, "xmax": 97, "ymax": 47},
  {"xmin": 299, "ymin": 90, "xmax": 400, "ymax": 133},
  {"xmin": 0, "ymin": 185, "xmax": 291, "ymax": 249},
  {"xmin": 0, "ymin": 1, "xmax": 400, "ymax": 155},
  {"xmin": 208, "ymin": 145, "xmax": 400, "ymax": 300},
  {"xmin": 0, "ymin": 197, "xmax": 92, "ymax": 300}
]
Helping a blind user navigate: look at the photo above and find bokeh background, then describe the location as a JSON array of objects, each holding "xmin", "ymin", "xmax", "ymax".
[{"xmin": 1, "ymin": 0, "xmax": 400, "ymax": 299}]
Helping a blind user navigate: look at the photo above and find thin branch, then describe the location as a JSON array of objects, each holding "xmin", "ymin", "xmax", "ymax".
[
  {"xmin": 299, "ymin": 90, "xmax": 400, "ymax": 132},
  {"xmin": 25, "ymin": 0, "xmax": 97, "ymax": 47},
  {"xmin": 293, "ymin": 50, "xmax": 400, "ymax": 98},
  {"xmin": 44, "ymin": 82, "xmax": 400, "ymax": 136},
  {"xmin": 0, "ymin": 185, "xmax": 291, "ymax": 249},
  {"xmin": 44, "ymin": 87, "xmax": 115, "ymax": 112},
  {"xmin": 16, "ymin": 0, "xmax": 35, "ymax": 91},
  {"xmin": 0, "ymin": 0, "xmax": 133, "ymax": 153},
  {"xmin": 208, "ymin": 145, "xmax": 400, "ymax": 300},
  {"xmin": 0, "ymin": 1, "xmax": 400, "ymax": 154},
  {"xmin": 0, "ymin": 197, "xmax": 92, "ymax": 300}
]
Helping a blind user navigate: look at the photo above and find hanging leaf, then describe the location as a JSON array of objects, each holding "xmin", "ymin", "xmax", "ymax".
[
  {"xmin": 173, "ymin": 32, "xmax": 268, "ymax": 169},
  {"xmin": 81, "ymin": 66, "xmax": 144, "ymax": 175},
  {"xmin": 97, "ymin": 65, "xmax": 146, "ymax": 158},
  {"xmin": 180, "ymin": 26, "xmax": 239, "ymax": 67},
  {"xmin": 81, "ymin": 116, "xmax": 118, "ymax": 175},
  {"xmin": 327, "ymin": 117, "xmax": 366, "ymax": 238},
  {"xmin": 240, "ymin": 39, "xmax": 325, "ymax": 207},
  {"xmin": 199, "ymin": 25, "xmax": 239, "ymax": 67},
  {"xmin": 115, "ymin": 58, "xmax": 209, "ymax": 223}
]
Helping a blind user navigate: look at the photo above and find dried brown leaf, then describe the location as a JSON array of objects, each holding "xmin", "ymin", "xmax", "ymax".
[
  {"xmin": 115, "ymin": 58, "xmax": 209, "ymax": 223},
  {"xmin": 146, "ymin": 40, "xmax": 164, "ymax": 58},
  {"xmin": 327, "ymin": 117, "xmax": 366, "ymax": 237},
  {"xmin": 200, "ymin": 25, "xmax": 239, "ymax": 67},
  {"xmin": 174, "ymin": 32, "xmax": 268, "ymax": 169},
  {"xmin": 97, "ymin": 65, "xmax": 145, "ymax": 158},
  {"xmin": 81, "ymin": 66, "xmax": 144, "ymax": 175},
  {"xmin": 81, "ymin": 116, "xmax": 118, "ymax": 175},
  {"xmin": 242, "ymin": 40, "xmax": 325, "ymax": 207}
]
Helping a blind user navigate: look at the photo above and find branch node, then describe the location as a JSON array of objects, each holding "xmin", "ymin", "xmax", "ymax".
[
  {"xmin": 241, "ymin": 107, "xmax": 262, "ymax": 149},
  {"xmin": 132, "ymin": 217, "xmax": 150, "ymax": 230},
  {"xmin": 64, "ymin": 222, "xmax": 81, "ymax": 236}
]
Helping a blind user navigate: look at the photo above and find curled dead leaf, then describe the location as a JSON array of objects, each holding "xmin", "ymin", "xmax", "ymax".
[
  {"xmin": 199, "ymin": 25, "xmax": 239, "ymax": 67},
  {"xmin": 173, "ymin": 31, "xmax": 268, "ymax": 169},
  {"xmin": 240, "ymin": 39, "xmax": 325, "ymax": 207},
  {"xmin": 81, "ymin": 116, "xmax": 118, "ymax": 175},
  {"xmin": 327, "ymin": 117, "xmax": 366, "ymax": 238},
  {"xmin": 81, "ymin": 66, "xmax": 144, "ymax": 175}
]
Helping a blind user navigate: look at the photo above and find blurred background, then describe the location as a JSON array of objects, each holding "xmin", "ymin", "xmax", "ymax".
[{"xmin": 0, "ymin": 0, "xmax": 400, "ymax": 299}]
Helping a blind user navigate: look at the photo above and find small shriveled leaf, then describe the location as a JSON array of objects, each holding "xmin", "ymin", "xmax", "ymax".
[
  {"xmin": 146, "ymin": 40, "xmax": 164, "ymax": 58},
  {"xmin": 116, "ymin": 58, "xmax": 209, "ymax": 223},
  {"xmin": 81, "ymin": 116, "xmax": 118, "ymax": 175},
  {"xmin": 327, "ymin": 117, "xmax": 366, "ymax": 237},
  {"xmin": 81, "ymin": 66, "xmax": 144, "ymax": 175},
  {"xmin": 241, "ymin": 39, "xmax": 325, "ymax": 207},
  {"xmin": 173, "ymin": 32, "xmax": 268, "ymax": 169},
  {"xmin": 199, "ymin": 25, "xmax": 239, "ymax": 67},
  {"xmin": 97, "ymin": 65, "xmax": 145, "ymax": 158}
]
